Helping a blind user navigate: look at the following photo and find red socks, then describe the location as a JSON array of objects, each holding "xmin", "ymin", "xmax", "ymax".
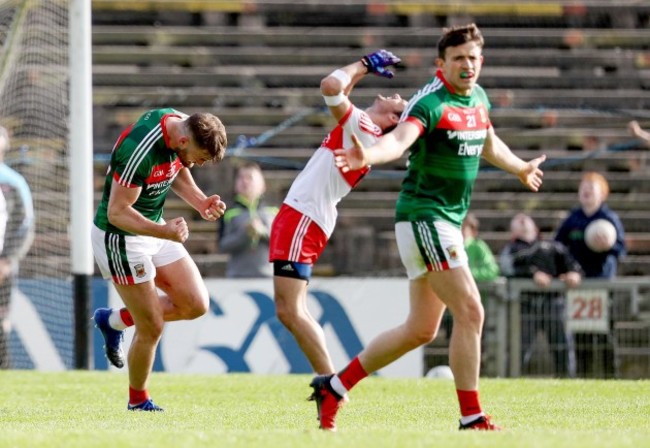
[
  {"xmin": 456, "ymin": 389, "xmax": 482, "ymax": 417},
  {"xmin": 129, "ymin": 387, "xmax": 149, "ymax": 405},
  {"xmin": 120, "ymin": 308, "xmax": 134, "ymax": 327},
  {"xmin": 338, "ymin": 357, "xmax": 368, "ymax": 391}
]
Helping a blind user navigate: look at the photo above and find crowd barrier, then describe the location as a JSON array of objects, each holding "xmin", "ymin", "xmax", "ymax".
[
  {"xmin": 428, "ymin": 277, "xmax": 650, "ymax": 379},
  {"xmin": 7, "ymin": 277, "xmax": 650, "ymax": 379},
  {"xmin": 505, "ymin": 277, "xmax": 650, "ymax": 379}
]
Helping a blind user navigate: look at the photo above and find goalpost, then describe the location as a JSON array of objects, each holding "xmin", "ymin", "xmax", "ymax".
[{"xmin": 0, "ymin": 0, "xmax": 93, "ymax": 369}]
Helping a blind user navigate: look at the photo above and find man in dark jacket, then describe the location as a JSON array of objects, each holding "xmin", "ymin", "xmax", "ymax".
[{"xmin": 500, "ymin": 213, "xmax": 582, "ymax": 377}]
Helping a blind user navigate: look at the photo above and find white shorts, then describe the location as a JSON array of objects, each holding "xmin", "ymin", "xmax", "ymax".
[
  {"xmin": 91, "ymin": 224, "xmax": 188, "ymax": 285},
  {"xmin": 395, "ymin": 219, "xmax": 468, "ymax": 280}
]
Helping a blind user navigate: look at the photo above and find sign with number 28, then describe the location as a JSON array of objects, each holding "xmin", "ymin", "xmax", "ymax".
[{"xmin": 566, "ymin": 289, "xmax": 609, "ymax": 333}]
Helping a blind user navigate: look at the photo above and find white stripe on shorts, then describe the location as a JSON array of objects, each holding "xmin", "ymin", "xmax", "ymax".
[
  {"xmin": 416, "ymin": 220, "xmax": 443, "ymax": 271},
  {"xmin": 107, "ymin": 233, "xmax": 128, "ymax": 284},
  {"xmin": 289, "ymin": 214, "xmax": 311, "ymax": 261}
]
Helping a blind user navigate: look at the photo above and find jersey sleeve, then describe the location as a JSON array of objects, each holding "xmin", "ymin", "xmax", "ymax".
[
  {"xmin": 111, "ymin": 137, "xmax": 151, "ymax": 188},
  {"xmin": 403, "ymin": 97, "xmax": 442, "ymax": 135}
]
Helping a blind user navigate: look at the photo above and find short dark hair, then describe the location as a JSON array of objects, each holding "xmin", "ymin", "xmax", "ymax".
[
  {"xmin": 437, "ymin": 23, "xmax": 484, "ymax": 59},
  {"xmin": 187, "ymin": 113, "xmax": 227, "ymax": 163}
]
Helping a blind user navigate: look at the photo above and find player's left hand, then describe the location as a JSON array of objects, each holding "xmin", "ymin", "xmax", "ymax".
[
  {"xmin": 361, "ymin": 49, "xmax": 401, "ymax": 79},
  {"xmin": 201, "ymin": 195, "xmax": 227, "ymax": 221},
  {"xmin": 518, "ymin": 155, "xmax": 546, "ymax": 192},
  {"xmin": 334, "ymin": 134, "xmax": 368, "ymax": 173}
]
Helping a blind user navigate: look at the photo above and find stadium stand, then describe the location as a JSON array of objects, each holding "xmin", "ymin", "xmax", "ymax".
[{"xmin": 91, "ymin": 0, "xmax": 650, "ymax": 279}]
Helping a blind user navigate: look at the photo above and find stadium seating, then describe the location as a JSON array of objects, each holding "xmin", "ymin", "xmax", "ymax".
[{"xmin": 91, "ymin": 0, "xmax": 650, "ymax": 277}]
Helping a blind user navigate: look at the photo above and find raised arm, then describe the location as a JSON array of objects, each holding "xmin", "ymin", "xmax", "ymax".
[
  {"xmin": 321, "ymin": 49, "xmax": 401, "ymax": 122},
  {"xmin": 334, "ymin": 119, "xmax": 421, "ymax": 172}
]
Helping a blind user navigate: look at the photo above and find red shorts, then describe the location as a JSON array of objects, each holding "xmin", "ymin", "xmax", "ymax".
[{"xmin": 268, "ymin": 204, "xmax": 328, "ymax": 265}]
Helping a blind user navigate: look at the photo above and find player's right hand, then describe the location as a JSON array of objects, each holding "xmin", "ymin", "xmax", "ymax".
[
  {"xmin": 334, "ymin": 134, "xmax": 368, "ymax": 173},
  {"xmin": 361, "ymin": 49, "xmax": 401, "ymax": 79},
  {"xmin": 166, "ymin": 216, "xmax": 189, "ymax": 243}
]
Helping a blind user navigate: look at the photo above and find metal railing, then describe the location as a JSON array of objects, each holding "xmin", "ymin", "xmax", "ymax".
[{"xmin": 424, "ymin": 277, "xmax": 650, "ymax": 379}]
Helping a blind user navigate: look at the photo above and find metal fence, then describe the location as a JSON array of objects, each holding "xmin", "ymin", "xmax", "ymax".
[{"xmin": 424, "ymin": 277, "xmax": 650, "ymax": 379}]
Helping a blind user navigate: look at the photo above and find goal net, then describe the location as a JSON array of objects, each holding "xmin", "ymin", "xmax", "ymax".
[{"xmin": 0, "ymin": 0, "xmax": 72, "ymax": 369}]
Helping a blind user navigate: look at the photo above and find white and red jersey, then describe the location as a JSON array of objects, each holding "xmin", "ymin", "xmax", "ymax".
[{"xmin": 283, "ymin": 105, "xmax": 382, "ymax": 238}]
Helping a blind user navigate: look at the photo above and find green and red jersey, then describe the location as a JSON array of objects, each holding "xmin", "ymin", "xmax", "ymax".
[
  {"xmin": 396, "ymin": 70, "xmax": 492, "ymax": 227},
  {"xmin": 94, "ymin": 108, "xmax": 185, "ymax": 235}
]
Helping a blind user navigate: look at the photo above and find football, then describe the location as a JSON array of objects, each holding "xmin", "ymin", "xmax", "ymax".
[
  {"xmin": 425, "ymin": 365, "xmax": 454, "ymax": 380},
  {"xmin": 584, "ymin": 219, "xmax": 617, "ymax": 253}
]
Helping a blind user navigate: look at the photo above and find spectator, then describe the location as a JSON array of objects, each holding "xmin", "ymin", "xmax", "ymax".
[
  {"xmin": 555, "ymin": 172, "xmax": 626, "ymax": 378},
  {"xmin": 555, "ymin": 172, "xmax": 625, "ymax": 279},
  {"xmin": 628, "ymin": 120, "xmax": 650, "ymax": 148},
  {"xmin": 0, "ymin": 126, "xmax": 35, "ymax": 369},
  {"xmin": 462, "ymin": 213, "xmax": 499, "ymax": 283},
  {"xmin": 219, "ymin": 162, "xmax": 278, "ymax": 278},
  {"xmin": 500, "ymin": 213, "xmax": 582, "ymax": 378}
]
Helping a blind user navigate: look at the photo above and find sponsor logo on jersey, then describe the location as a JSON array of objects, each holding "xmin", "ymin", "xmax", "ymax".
[
  {"xmin": 146, "ymin": 181, "xmax": 173, "ymax": 195},
  {"xmin": 438, "ymin": 105, "xmax": 490, "ymax": 131},
  {"xmin": 447, "ymin": 112, "xmax": 462, "ymax": 123},
  {"xmin": 146, "ymin": 160, "xmax": 182, "ymax": 184},
  {"xmin": 447, "ymin": 129, "xmax": 488, "ymax": 141},
  {"xmin": 457, "ymin": 142, "xmax": 484, "ymax": 156},
  {"xmin": 145, "ymin": 159, "xmax": 183, "ymax": 195}
]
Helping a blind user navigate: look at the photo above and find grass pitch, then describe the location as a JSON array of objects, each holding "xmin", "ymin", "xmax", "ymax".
[{"xmin": 0, "ymin": 371, "xmax": 648, "ymax": 448}]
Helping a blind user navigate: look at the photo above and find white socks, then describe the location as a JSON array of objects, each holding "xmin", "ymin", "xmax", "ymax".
[
  {"xmin": 330, "ymin": 374, "xmax": 349, "ymax": 399},
  {"xmin": 108, "ymin": 309, "xmax": 128, "ymax": 330},
  {"xmin": 460, "ymin": 412, "xmax": 485, "ymax": 425}
]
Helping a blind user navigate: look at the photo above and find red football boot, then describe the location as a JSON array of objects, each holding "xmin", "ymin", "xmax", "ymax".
[
  {"xmin": 308, "ymin": 375, "xmax": 344, "ymax": 431},
  {"xmin": 459, "ymin": 415, "xmax": 502, "ymax": 431}
]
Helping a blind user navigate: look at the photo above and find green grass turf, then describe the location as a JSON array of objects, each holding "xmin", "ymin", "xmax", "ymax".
[{"xmin": 0, "ymin": 371, "xmax": 648, "ymax": 448}]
